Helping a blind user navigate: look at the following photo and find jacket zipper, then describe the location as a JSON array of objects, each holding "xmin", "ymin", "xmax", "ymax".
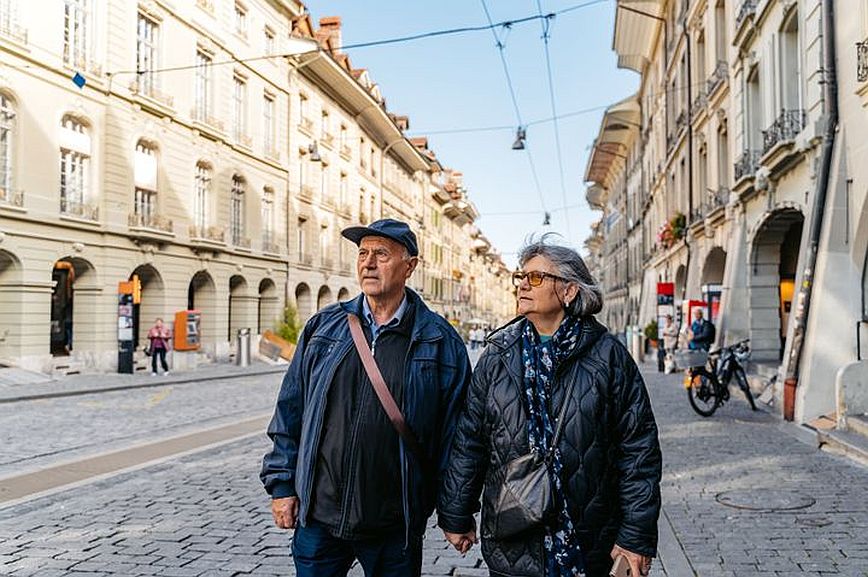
[{"xmin": 302, "ymin": 340, "xmax": 352, "ymax": 524}]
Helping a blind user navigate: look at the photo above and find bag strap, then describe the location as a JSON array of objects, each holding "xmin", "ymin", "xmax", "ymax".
[
  {"xmin": 546, "ymin": 376, "xmax": 577, "ymax": 460},
  {"xmin": 346, "ymin": 313, "xmax": 430, "ymax": 471}
]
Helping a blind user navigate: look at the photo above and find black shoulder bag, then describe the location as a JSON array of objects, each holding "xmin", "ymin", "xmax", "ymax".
[{"xmin": 491, "ymin": 377, "xmax": 577, "ymax": 540}]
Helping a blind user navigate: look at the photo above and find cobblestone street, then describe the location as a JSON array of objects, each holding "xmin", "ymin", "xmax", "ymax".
[{"xmin": 0, "ymin": 363, "xmax": 866, "ymax": 576}]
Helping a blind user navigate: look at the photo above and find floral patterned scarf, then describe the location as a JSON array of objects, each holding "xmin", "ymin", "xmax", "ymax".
[{"xmin": 521, "ymin": 315, "xmax": 586, "ymax": 577}]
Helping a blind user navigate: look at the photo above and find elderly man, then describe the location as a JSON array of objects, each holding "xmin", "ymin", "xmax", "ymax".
[
  {"xmin": 261, "ymin": 218, "xmax": 471, "ymax": 577},
  {"xmin": 688, "ymin": 307, "xmax": 715, "ymax": 351}
]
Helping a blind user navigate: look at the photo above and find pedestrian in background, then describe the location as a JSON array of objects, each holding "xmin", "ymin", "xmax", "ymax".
[
  {"xmin": 261, "ymin": 218, "xmax": 471, "ymax": 577},
  {"xmin": 688, "ymin": 308, "xmax": 715, "ymax": 351},
  {"xmin": 439, "ymin": 235, "xmax": 662, "ymax": 577},
  {"xmin": 146, "ymin": 318, "xmax": 171, "ymax": 376},
  {"xmin": 661, "ymin": 314, "xmax": 679, "ymax": 373}
]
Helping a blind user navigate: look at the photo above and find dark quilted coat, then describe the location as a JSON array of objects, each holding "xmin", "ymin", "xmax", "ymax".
[{"xmin": 438, "ymin": 316, "xmax": 662, "ymax": 577}]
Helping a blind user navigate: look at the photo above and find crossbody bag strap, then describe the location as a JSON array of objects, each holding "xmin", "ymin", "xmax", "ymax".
[
  {"xmin": 346, "ymin": 313, "xmax": 430, "ymax": 472},
  {"xmin": 546, "ymin": 375, "xmax": 578, "ymax": 462}
]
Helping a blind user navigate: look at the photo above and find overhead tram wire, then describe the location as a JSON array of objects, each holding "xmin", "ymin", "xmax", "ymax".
[
  {"xmin": 96, "ymin": 0, "xmax": 611, "ymax": 80},
  {"xmin": 479, "ymin": 0, "xmax": 549, "ymax": 217},
  {"xmin": 534, "ymin": 0, "xmax": 572, "ymax": 239}
]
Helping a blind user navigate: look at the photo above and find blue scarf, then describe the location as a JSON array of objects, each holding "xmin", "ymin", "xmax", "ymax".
[{"xmin": 521, "ymin": 315, "xmax": 586, "ymax": 577}]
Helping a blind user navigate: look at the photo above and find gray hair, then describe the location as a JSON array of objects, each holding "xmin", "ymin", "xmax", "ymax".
[{"xmin": 517, "ymin": 233, "xmax": 603, "ymax": 317}]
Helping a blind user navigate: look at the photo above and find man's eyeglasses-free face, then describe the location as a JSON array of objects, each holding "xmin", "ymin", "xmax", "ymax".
[{"xmin": 511, "ymin": 270, "xmax": 570, "ymax": 288}]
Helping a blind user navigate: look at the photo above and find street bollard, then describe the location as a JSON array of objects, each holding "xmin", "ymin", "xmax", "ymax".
[{"xmin": 236, "ymin": 328, "xmax": 251, "ymax": 367}]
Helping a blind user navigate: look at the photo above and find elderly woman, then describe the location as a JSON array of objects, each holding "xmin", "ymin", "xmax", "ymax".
[{"xmin": 438, "ymin": 237, "xmax": 662, "ymax": 577}]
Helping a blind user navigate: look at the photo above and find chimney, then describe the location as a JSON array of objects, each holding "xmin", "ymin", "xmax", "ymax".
[{"xmin": 319, "ymin": 16, "xmax": 342, "ymax": 51}]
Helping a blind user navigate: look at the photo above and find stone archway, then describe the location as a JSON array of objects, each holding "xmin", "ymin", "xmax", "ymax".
[
  {"xmin": 749, "ymin": 208, "xmax": 805, "ymax": 363},
  {"xmin": 130, "ymin": 264, "xmax": 165, "ymax": 350},
  {"xmin": 258, "ymin": 278, "xmax": 280, "ymax": 334},
  {"xmin": 229, "ymin": 275, "xmax": 256, "ymax": 342},
  {"xmin": 317, "ymin": 285, "xmax": 333, "ymax": 312},
  {"xmin": 188, "ymin": 270, "xmax": 217, "ymax": 348},
  {"xmin": 0, "ymin": 250, "xmax": 22, "ymax": 361},
  {"xmin": 295, "ymin": 283, "xmax": 313, "ymax": 324},
  {"xmin": 337, "ymin": 287, "xmax": 351, "ymax": 302},
  {"xmin": 50, "ymin": 257, "xmax": 98, "ymax": 356},
  {"xmin": 702, "ymin": 247, "xmax": 727, "ymax": 285},
  {"xmin": 674, "ymin": 264, "xmax": 687, "ymax": 302}
]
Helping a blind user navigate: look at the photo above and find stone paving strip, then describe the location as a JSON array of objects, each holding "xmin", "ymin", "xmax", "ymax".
[{"xmin": 0, "ymin": 414, "xmax": 270, "ymax": 509}]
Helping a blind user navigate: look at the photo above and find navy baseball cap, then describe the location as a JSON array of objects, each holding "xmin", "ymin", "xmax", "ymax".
[{"xmin": 341, "ymin": 218, "xmax": 419, "ymax": 257}]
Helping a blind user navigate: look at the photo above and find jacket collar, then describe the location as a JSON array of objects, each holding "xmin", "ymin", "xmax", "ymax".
[{"xmin": 339, "ymin": 288, "xmax": 442, "ymax": 343}]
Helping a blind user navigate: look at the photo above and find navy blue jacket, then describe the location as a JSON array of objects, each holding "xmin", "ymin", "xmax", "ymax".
[{"xmin": 260, "ymin": 290, "xmax": 472, "ymax": 534}]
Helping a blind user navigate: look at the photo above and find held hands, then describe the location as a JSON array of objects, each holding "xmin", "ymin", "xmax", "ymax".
[
  {"xmin": 611, "ymin": 544, "xmax": 652, "ymax": 577},
  {"xmin": 271, "ymin": 496, "xmax": 299, "ymax": 529},
  {"xmin": 443, "ymin": 518, "xmax": 478, "ymax": 554}
]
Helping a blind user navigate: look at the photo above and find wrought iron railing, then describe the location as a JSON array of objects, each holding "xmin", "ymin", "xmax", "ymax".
[
  {"xmin": 61, "ymin": 199, "xmax": 99, "ymax": 221},
  {"xmin": 0, "ymin": 187, "xmax": 23, "ymax": 207},
  {"xmin": 128, "ymin": 212, "xmax": 173, "ymax": 232},
  {"xmin": 703, "ymin": 187, "xmax": 729, "ymax": 215},
  {"xmin": 762, "ymin": 109, "xmax": 806, "ymax": 154},
  {"xmin": 858, "ymin": 41, "xmax": 868, "ymax": 83},
  {"xmin": 734, "ymin": 150, "xmax": 761, "ymax": 181},
  {"xmin": 735, "ymin": 0, "xmax": 758, "ymax": 31},
  {"xmin": 706, "ymin": 61, "xmax": 728, "ymax": 96},
  {"xmin": 189, "ymin": 225, "xmax": 225, "ymax": 243}
]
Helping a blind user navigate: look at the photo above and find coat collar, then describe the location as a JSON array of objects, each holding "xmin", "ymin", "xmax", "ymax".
[{"xmin": 339, "ymin": 288, "xmax": 442, "ymax": 343}]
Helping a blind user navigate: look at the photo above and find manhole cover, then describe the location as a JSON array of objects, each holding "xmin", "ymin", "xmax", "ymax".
[{"xmin": 715, "ymin": 489, "xmax": 816, "ymax": 511}]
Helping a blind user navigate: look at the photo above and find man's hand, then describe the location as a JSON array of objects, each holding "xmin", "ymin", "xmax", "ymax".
[
  {"xmin": 611, "ymin": 544, "xmax": 652, "ymax": 577},
  {"xmin": 271, "ymin": 497, "xmax": 299, "ymax": 529},
  {"xmin": 443, "ymin": 529, "xmax": 477, "ymax": 554}
]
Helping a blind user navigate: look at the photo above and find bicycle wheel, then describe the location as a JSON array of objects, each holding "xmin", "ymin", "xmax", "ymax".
[
  {"xmin": 734, "ymin": 367, "xmax": 757, "ymax": 411},
  {"xmin": 687, "ymin": 368, "xmax": 720, "ymax": 417}
]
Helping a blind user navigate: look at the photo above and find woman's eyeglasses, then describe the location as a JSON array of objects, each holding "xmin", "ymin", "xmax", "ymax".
[{"xmin": 511, "ymin": 270, "xmax": 569, "ymax": 288}]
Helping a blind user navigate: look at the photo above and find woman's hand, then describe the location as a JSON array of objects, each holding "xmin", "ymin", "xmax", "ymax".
[
  {"xmin": 611, "ymin": 544, "xmax": 652, "ymax": 576},
  {"xmin": 443, "ymin": 529, "xmax": 477, "ymax": 554}
]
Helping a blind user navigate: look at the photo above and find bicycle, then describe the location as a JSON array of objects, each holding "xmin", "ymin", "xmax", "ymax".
[{"xmin": 679, "ymin": 339, "xmax": 757, "ymax": 417}]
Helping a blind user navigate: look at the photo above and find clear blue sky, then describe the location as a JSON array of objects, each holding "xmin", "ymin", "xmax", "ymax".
[{"xmin": 311, "ymin": 0, "xmax": 638, "ymax": 267}]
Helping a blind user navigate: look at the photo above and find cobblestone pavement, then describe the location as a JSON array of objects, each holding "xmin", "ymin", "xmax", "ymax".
[
  {"xmin": 1, "ymin": 363, "xmax": 867, "ymax": 575},
  {"xmin": 0, "ymin": 372, "xmax": 281, "ymax": 478}
]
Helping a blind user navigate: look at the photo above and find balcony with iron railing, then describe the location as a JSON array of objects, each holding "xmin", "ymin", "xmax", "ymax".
[
  {"xmin": 189, "ymin": 224, "xmax": 226, "ymax": 244},
  {"xmin": 733, "ymin": 149, "xmax": 762, "ymax": 182},
  {"xmin": 735, "ymin": 0, "xmax": 758, "ymax": 35},
  {"xmin": 762, "ymin": 109, "xmax": 806, "ymax": 155},
  {"xmin": 706, "ymin": 61, "xmax": 728, "ymax": 97},
  {"xmin": 298, "ymin": 117, "xmax": 314, "ymax": 135},
  {"xmin": 129, "ymin": 80, "xmax": 174, "ymax": 109},
  {"xmin": 0, "ymin": 187, "xmax": 23, "ymax": 208},
  {"xmin": 298, "ymin": 252, "xmax": 314, "ymax": 266},
  {"xmin": 691, "ymin": 90, "xmax": 707, "ymax": 119},
  {"xmin": 0, "ymin": 17, "xmax": 27, "ymax": 45},
  {"xmin": 60, "ymin": 199, "xmax": 99, "ymax": 222},
  {"xmin": 128, "ymin": 212, "xmax": 173, "ymax": 234},
  {"xmin": 262, "ymin": 233, "xmax": 280, "ymax": 254},
  {"xmin": 703, "ymin": 187, "xmax": 729, "ymax": 217},
  {"xmin": 859, "ymin": 41, "xmax": 868, "ymax": 83}
]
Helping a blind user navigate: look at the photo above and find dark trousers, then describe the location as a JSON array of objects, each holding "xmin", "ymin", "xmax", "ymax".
[
  {"xmin": 151, "ymin": 348, "xmax": 168, "ymax": 373},
  {"xmin": 291, "ymin": 522, "xmax": 422, "ymax": 577}
]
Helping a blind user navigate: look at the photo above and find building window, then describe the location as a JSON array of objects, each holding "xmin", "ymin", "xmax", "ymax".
[
  {"xmin": 194, "ymin": 161, "xmax": 211, "ymax": 230},
  {"xmin": 297, "ymin": 217, "xmax": 306, "ymax": 258},
  {"xmin": 320, "ymin": 164, "xmax": 328, "ymax": 200},
  {"xmin": 0, "ymin": 93, "xmax": 15, "ymax": 196},
  {"xmin": 134, "ymin": 141, "xmax": 158, "ymax": 222},
  {"xmin": 230, "ymin": 175, "xmax": 245, "ymax": 245},
  {"xmin": 263, "ymin": 93, "xmax": 274, "ymax": 152},
  {"xmin": 320, "ymin": 224, "xmax": 328, "ymax": 263},
  {"xmin": 262, "ymin": 186, "xmax": 274, "ymax": 240},
  {"xmin": 59, "ymin": 115, "xmax": 90, "ymax": 215},
  {"xmin": 339, "ymin": 124, "xmax": 347, "ymax": 149},
  {"xmin": 780, "ymin": 9, "xmax": 802, "ymax": 112},
  {"xmin": 321, "ymin": 110, "xmax": 329, "ymax": 137},
  {"xmin": 234, "ymin": 2, "xmax": 247, "ymax": 37},
  {"xmin": 63, "ymin": 0, "xmax": 90, "ymax": 68},
  {"xmin": 264, "ymin": 26, "xmax": 275, "ymax": 53},
  {"xmin": 194, "ymin": 50, "xmax": 211, "ymax": 121},
  {"xmin": 233, "ymin": 75, "xmax": 247, "ymax": 142},
  {"xmin": 339, "ymin": 172, "xmax": 347, "ymax": 207},
  {"xmin": 136, "ymin": 13, "xmax": 159, "ymax": 96},
  {"xmin": 745, "ymin": 67, "xmax": 762, "ymax": 150}
]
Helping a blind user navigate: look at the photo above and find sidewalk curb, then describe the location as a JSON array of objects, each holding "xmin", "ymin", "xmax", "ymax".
[
  {"xmin": 656, "ymin": 507, "xmax": 696, "ymax": 577},
  {"xmin": 0, "ymin": 365, "xmax": 287, "ymax": 404}
]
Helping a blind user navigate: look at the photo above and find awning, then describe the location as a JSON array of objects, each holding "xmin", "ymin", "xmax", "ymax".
[
  {"xmin": 613, "ymin": 0, "xmax": 664, "ymax": 73},
  {"xmin": 583, "ymin": 94, "xmax": 640, "ymax": 189}
]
